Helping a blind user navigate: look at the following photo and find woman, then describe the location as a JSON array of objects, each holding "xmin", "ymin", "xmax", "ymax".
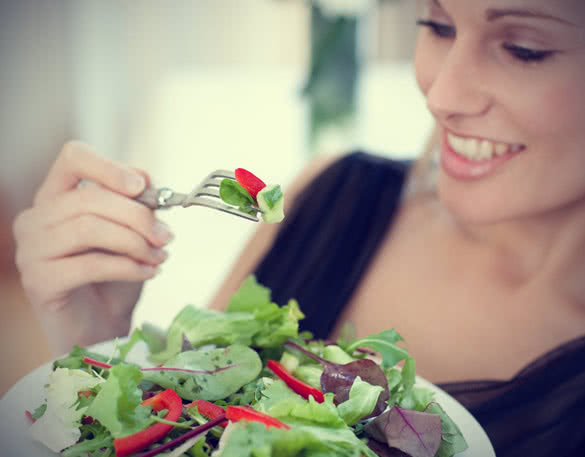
[{"xmin": 12, "ymin": 1, "xmax": 585, "ymax": 455}]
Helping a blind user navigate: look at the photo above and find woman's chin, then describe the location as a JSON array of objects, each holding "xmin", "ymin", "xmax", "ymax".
[{"xmin": 436, "ymin": 175, "xmax": 513, "ymax": 226}]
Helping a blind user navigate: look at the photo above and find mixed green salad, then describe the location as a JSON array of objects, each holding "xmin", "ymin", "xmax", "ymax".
[{"xmin": 27, "ymin": 276, "xmax": 468, "ymax": 457}]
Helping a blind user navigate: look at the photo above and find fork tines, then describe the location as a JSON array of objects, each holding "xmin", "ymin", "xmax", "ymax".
[{"xmin": 183, "ymin": 169, "xmax": 260, "ymax": 222}]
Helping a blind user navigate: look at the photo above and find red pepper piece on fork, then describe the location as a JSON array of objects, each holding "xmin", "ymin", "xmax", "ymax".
[
  {"xmin": 235, "ymin": 168, "xmax": 266, "ymax": 200},
  {"xmin": 267, "ymin": 359, "xmax": 325, "ymax": 403}
]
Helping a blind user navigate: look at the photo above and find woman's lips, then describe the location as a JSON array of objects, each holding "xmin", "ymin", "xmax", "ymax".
[{"xmin": 440, "ymin": 130, "xmax": 525, "ymax": 180}]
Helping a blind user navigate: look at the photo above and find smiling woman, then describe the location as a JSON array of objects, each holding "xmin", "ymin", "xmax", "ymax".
[{"xmin": 9, "ymin": 1, "xmax": 585, "ymax": 456}]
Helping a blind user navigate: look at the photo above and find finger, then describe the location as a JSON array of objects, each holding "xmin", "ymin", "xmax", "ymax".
[
  {"xmin": 16, "ymin": 213, "xmax": 169, "ymax": 267},
  {"xmin": 35, "ymin": 141, "xmax": 148, "ymax": 204},
  {"xmin": 18, "ymin": 182, "xmax": 174, "ymax": 248},
  {"xmin": 23, "ymin": 253, "xmax": 159, "ymax": 312}
]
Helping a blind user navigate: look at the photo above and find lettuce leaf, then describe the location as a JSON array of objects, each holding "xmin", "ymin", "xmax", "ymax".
[
  {"xmin": 28, "ymin": 368, "xmax": 103, "ymax": 452},
  {"xmin": 213, "ymin": 420, "xmax": 378, "ymax": 457},
  {"xmin": 337, "ymin": 376, "xmax": 384, "ymax": 426},
  {"xmin": 150, "ymin": 306, "xmax": 262, "ymax": 363},
  {"xmin": 85, "ymin": 364, "xmax": 152, "ymax": 439},
  {"xmin": 150, "ymin": 276, "xmax": 303, "ymax": 363}
]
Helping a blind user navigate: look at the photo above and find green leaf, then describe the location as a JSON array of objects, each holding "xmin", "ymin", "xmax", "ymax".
[
  {"xmin": 425, "ymin": 402, "xmax": 469, "ymax": 457},
  {"xmin": 28, "ymin": 368, "xmax": 104, "ymax": 452},
  {"xmin": 215, "ymin": 420, "xmax": 377, "ymax": 457},
  {"xmin": 219, "ymin": 179, "xmax": 255, "ymax": 207},
  {"xmin": 53, "ymin": 346, "xmax": 126, "ymax": 372},
  {"xmin": 227, "ymin": 275, "xmax": 272, "ymax": 313},
  {"xmin": 142, "ymin": 344, "xmax": 262, "ymax": 401},
  {"xmin": 150, "ymin": 305, "xmax": 262, "ymax": 363},
  {"xmin": 345, "ymin": 329, "xmax": 410, "ymax": 368},
  {"xmin": 85, "ymin": 364, "xmax": 152, "ymax": 439},
  {"xmin": 30, "ymin": 404, "xmax": 47, "ymax": 420},
  {"xmin": 259, "ymin": 185, "xmax": 283, "ymax": 209},
  {"xmin": 337, "ymin": 377, "xmax": 383, "ymax": 426},
  {"xmin": 61, "ymin": 423, "xmax": 113, "ymax": 457}
]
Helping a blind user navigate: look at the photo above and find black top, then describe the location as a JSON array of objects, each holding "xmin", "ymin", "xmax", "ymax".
[{"xmin": 254, "ymin": 151, "xmax": 585, "ymax": 457}]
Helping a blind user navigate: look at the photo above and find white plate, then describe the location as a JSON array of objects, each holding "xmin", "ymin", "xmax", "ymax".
[{"xmin": 0, "ymin": 340, "xmax": 496, "ymax": 457}]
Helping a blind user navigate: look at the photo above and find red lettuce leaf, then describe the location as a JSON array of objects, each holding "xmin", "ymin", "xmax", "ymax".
[
  {"xmin": 285, "ymin": 341, "xmax": 390, "ymax": 418},
  {"xmin": 365, "ymin": 405, "xmax": 442, "ymax": 457}
]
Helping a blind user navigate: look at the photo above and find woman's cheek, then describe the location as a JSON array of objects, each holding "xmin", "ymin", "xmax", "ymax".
[{"xmin": 414, "ymin": 37, "xmax": 433, "ymax": 96}]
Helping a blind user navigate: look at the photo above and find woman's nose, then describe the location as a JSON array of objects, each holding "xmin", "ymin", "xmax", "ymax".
[{"xmin": 425, "ymin": 40, "xmax": 492, "ymax": 123}]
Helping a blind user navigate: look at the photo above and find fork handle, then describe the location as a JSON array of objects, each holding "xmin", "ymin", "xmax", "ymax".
[{"xmin": 134, "ymin": 188, "xmax": 161, "ymax": 209}]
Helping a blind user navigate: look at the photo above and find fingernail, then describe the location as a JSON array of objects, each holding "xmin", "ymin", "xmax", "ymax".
[
  {"xmin": 141, "ymin": 264, "xmax": 160, "ymax": 277},
  {"xmin": 125, "ymin": 171, "xmax": 146, "ymax": 194},
  {"xmin": 153, "ymin": 220, "xmax": 174, "ymax": 244},
  {"xmin": 151, "ymin": 248, "xmax": 168, "ymax": 262}
]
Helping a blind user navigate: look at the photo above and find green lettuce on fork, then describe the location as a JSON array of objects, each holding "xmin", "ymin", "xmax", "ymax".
[{"xmin": 28, "ymin": 276, "xmax": 468, "ymax": 457}]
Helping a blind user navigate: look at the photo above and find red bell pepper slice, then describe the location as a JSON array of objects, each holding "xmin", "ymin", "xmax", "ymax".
[
  {"xmin": 25, "ymin": 410, "xmax": 35, "ymax": 424},
  {"xmin": 113, "ymin": 389, "xmax": 183, "ymax": 457},
  {"xmin": 185, "ymin": 399, "xmax": 228, "ymax": 427},
  {"xmin": 235, "ymin": 168, "xmax": 266, "ymax": 200},
  {"xmin": 226, "ymin": 405, "xmax": 290, "ymax": 430},
  {"xmin": 267, "ymin": 360, "xmax": 325, "ymax": 403}
]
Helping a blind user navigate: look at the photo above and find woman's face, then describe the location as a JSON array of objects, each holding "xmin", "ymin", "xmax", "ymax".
[{"xmin": 415, "ymin": 0, "xmax": 585, "ymax": 224}]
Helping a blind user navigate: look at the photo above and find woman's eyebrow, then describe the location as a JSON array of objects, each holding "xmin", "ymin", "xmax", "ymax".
[{"xmin": 485, "ymin": 8, "xmax": 579, "ymax": 27}]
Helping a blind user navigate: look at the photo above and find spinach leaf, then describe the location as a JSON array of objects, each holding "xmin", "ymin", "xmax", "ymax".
[
  {"xmin": 219, "ymin": 179, "xmax": 255, "ymax": 207},
  {"xmin": 142, "ymin": 344, "xmax": 262, "ymax": 401}
]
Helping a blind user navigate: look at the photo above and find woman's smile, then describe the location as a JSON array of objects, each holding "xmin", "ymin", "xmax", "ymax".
[{"xmin": 440, "ymin": 128, "xmax": 525, "ymax": 180}]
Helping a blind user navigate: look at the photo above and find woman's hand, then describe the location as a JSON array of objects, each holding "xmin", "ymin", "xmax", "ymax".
[{"xmin": 12, "ymin": 141, "xmax": 174, "ymax": 355}]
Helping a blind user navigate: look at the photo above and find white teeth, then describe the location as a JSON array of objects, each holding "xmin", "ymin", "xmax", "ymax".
[
  {"xmin": 463, "ymin": 138, "xmax": 479, "ymax": 160},
  {"xmin": 447, "ymin": 133, "xmax": 521, "ymax": 161},
  {"xmin": 495, "ymin": 143, "xmax": 508, "ymax": 156}
]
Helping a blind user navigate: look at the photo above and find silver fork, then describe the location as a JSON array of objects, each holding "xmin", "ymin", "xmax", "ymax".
[{"xmin": 134, "ymin": 169, "xmax": 260, "ymax": 222}]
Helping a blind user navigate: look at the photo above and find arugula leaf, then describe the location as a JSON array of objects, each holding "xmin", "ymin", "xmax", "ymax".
[
  {"xmin": 28, "ymin": 368, "xmax": 103, "ymax": 452},
  {"xmin": 142, "ymin": 344, "xmax": 262, "ymax": 401},
  {"xmin": 219, "ymin": 179, "xmax": 255, "ymax": 207},
  {"xmin": 61, "ymin": 423, "xmax": 113, "ymax": 457},
  {"xmin": 85, "ymin": 364, "xmax": 152, "ymax": 439},
  {"xmin": 53, "ymin": 346, "xmax": 125, "ymax": 372}
]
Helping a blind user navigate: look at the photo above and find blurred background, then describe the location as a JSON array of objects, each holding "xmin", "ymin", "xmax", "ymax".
[{"xmin": 0, "ymin": 0, "xmax": 433, "ymax": 395}]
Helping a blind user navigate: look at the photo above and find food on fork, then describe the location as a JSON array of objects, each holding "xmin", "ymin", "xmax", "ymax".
[{"xmin": 220, "ymin": 168, "xmax": 285, "ymax": 223}]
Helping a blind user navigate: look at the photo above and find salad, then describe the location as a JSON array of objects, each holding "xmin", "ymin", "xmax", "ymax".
[
  {"xmin": 26, "ymin": 276, "xmax": 468, "ymax": 457},
  {"xmin": 219, "ymin": 168, "xmax": 285, "ymax": 223}
]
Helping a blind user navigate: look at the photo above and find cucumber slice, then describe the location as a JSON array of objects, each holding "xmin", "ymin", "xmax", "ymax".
[{"xmin": 257, "ymin": 185, "xmax": 285, "ymax": 223}]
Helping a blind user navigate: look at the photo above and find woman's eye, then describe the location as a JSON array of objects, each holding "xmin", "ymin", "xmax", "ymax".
[
  {"xmin": 503, "ymin": 44, "xmax": 556, "ymax": 63},
  {"xmin": 416, "ymin": 19, "xmax": 456, "ymax": 39}
]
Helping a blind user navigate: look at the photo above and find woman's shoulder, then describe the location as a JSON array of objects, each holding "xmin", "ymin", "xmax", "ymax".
[{"xmin": 292, "ymin": 150, "xmax": 413, "ymax": 199}]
